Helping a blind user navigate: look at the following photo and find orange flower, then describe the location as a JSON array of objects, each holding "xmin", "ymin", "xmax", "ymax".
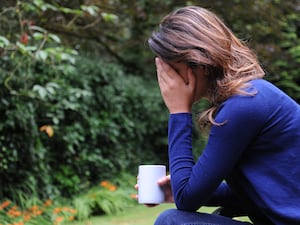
[
  {"xmin": 39, "ymin": 125, "xmax": 54, "ymax": 137},
  {"xmin": 23, "ymin": 212, "xmax": 31, "ymax": 221},
  {"xmin": 53, "ymin": 207, "xmax": 61, "ymax": 214},
  {"xmin": 7, "ymin": 205, "xmax": 22, "ymax": 217},
  {"xmin": 0, "ymin": 200, "xmax": 11, "ymax": 210},
  {"xmin": 62, "ymin": 206, "xmax": 70, "ymax": 211},
  {"xmin": 29, "ymin": 205, "xmax": 43, "ymax": 216},
  {"xmin": 109, "ymin": 185, "xmax": 117, "ymax": 192},
  {"xmin": 34, "ymin": 209, "xmax": 43, "ymax": 216},
  {"xmin": 69, "ymin": 208, "xmax": 77, "ymax": 214},
  {"xmin": 43, "ymin": 199, "xmax": 52, "ymax": 207},
  {"xmin": 12, "ymin": 222, "xmax": 24, "ymax": 225},
  {"xmin": 100, "ymin": 180, "xmax": 118, "ymax": 191},
  {"xmin": 29, "ymin": 205, "xmax": 39, "ymax": 211},
  {"xmin": 55, "ymin": 216, "xmax": 64, "ymax": 223},
  {"xmin": 100, "ymin": 181, "xmax": 109, "ymax": 187}
]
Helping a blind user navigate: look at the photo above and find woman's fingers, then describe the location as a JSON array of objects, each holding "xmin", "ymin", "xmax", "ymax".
[
  {"xmin": 187, "ymin": 67, "xmax": 195, "ymax": 86},
  {"xmin": 155, "ymin": 58, "xmax": 193, "ymax": 113},
  {"xmin": 158, "ymin": 175, "xmax": 171, "ymax": 185},
  {"xmin": 158, "ymin": 175, "xmax": 173, "ymax": 203},
  {"xmin": 134, "ymin": 175, "xmax": 173, "ymax": 205},
  {"xmin": 156, "ymin": 58, "xmax": 181, "ymax": 83}
]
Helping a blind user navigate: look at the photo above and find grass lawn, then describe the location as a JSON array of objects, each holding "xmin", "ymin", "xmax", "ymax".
[
  {"xmin": 65, "ymin": 204, "xmax": 250, "ymax": 225},
  {"xmin": 67, "ymin": 204, "xmax": 176, "ymax": 225}
]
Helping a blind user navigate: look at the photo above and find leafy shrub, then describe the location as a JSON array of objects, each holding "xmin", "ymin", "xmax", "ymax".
[
  {"xmin": 0, "ymin": 197, "xmax": 77, "ymax": 225},
  {"xmin": 0, "ymin": 53, "xmax": 169, "ymax": 198},
  {"xmin": 0, "ymin": 173, "xmax": 137, "ymax": 224},
  {"xmin": 73, "ymin": 179, "xmax": 136, "ymax": 220},
  {"xmin": 268, "ymin": 13, "xmax": 300, "ymax": 102}
]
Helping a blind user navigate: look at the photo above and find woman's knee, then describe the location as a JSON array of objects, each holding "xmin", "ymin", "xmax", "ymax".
[
  {"xmin": 154, "ymin": 209, "xmax": 179, "ymax": 225},
  {"xmin": 154, "ymin": 208, "xmax": 253, "ymax": 225}
]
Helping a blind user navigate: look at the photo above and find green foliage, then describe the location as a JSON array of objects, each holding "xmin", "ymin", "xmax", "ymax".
[
  {"xmin": 63, "ymin": 57, "xmax": 169, "ymax": 181},
  {"xmin": 73, "ymin": 185, "xmax": 136, "ymax": 221},
  {"xmin": 0, "ymin": 1, "xmax": 169, "ymax": 197},
  {"xmin": 0, "ymin": 196, "xmax": 77, "ymax": 225},
  {"xmin": 270, "ymin": 11, "xmax": 300, "ymax": 101},
  {"xmin": 0, "ymin": 50, "xmax": 168, "ymax": 198},
  {"xmin": 0, "ymin": 173, "xmax": 137, "ymax": 223}
]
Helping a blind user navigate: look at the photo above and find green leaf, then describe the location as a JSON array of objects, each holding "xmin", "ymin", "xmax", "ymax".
[
  {"xmin": 289, "ymin": 45, "xmax": 300, "ymax": 61},
  {"xmin": 81, "ymin": 5, "xmax": 99, "ymax": 16},
  {"xmin": 29, "ymin": 25, "xmax": 47, "ymax": 33},
  {"xmin": 32, "ymin": 32, "xmax": 45, "ymax": 41},
  {"xmin": 0, "ymin": 36, "xmax": 10, "ymax": 48},
  {"xmin": 33, "ymin": 0, "xmax": 57, "ymax": 11},
  {"xmin": 45, "ymin": 82, "xmax": 60, "ymax": 94},
  {"xmin": 32, "ymin": 85, "xmax": 47, "ymax": 99},
  {"xmin": 48, "ymin": 34, "xmax": 61, "ymax": 43},
  {"xmin": 36, "ymin": 50, "xmax": 48, "ymax": 61},
  {"xmin": 59, "ymin": 7, "xmax": 83, "ymax": 15},
  {"xmin": 101, "ymin": 12, "xmax": 118, "ymax": 22},
  {"xmin": 16, "ymin": 42, "xmax": 37, "ymax": 56}
]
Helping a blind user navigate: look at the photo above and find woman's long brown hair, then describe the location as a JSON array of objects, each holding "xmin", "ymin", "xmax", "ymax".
[{"xmin": 148, "ymin": 6, "xmax": 265, "ymax": 129}]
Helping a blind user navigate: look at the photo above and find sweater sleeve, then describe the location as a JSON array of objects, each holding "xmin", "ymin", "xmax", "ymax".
[{"xmin": 168, "ymin": 95, "xmax": 266, "ymax": 211}]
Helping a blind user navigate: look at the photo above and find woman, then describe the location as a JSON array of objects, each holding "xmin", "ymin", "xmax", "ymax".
[{"xmin": 147, "ymin": 5, "xmax": 300, "ymax": 225}]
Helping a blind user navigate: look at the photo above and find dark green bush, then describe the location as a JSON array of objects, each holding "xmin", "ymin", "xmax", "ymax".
[{"xmin": 0, "ymin": 55, "xmax": 169, "ymax": 199}]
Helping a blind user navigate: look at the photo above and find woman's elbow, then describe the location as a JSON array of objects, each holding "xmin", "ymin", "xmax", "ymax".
[{"xmin": 174, "ymin": 199, "xmax": 200, "ymax": 212}]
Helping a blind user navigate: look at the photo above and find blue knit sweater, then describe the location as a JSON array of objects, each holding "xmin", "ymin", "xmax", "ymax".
[{"xmin": 168, "ymin": 79, "xmax": 300, "ymax": 225}]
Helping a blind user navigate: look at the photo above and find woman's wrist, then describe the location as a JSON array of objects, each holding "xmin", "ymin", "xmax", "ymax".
[{"xmin": 170, "ymin": 112, "xmax": 192, "ymax": 115}]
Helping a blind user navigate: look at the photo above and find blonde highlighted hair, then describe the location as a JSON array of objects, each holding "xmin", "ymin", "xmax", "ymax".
[{"xmin": 148, "ymin": 6, "xmax": 265, "ymax": 128}]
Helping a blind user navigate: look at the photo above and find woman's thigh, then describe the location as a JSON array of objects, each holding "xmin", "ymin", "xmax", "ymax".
[{"xmin": 154, "ymin": 209, "xmax": 252, "ymax": 225}]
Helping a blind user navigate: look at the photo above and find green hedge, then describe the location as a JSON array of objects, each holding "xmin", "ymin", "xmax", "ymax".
[{"xmin": 0, "ymin": 55, "xmax": 169, "ymax": 199}]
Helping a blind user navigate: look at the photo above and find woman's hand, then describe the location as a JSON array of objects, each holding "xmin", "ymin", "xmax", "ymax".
[
  {"xmin": 158, "ymin": 175, "xmax": 173, "ymax": 203},
  {"xmin": 155, "ymin": 57, "xmax": 196, "ymax": 114},
  {"xmin": 134, "ymin": 175, "xmax": 174, "ymax": 207}
]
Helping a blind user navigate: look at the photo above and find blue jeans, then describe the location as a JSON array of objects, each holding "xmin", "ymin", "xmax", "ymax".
[{"xmin": 154, "ymin": 209, "xmax": 253, "ymax": 225}]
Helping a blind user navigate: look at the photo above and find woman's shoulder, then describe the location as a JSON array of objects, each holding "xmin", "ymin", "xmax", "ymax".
[
  {"xmin": 219, "ymin": 78, "xmax": 299, "ymax": 118},
  {"xmin": 245, "ymin": 78, "xmax": 277, "ymax": 94},
  {"xmin": 250, "ymin": 78, "xmax": 278, "ymax": 91},
  {"xmin": 250, "ymin": 79, "xmax": 299, "ymax": 106},
  {"xmin": 224, "ymin": 79, "xmax": 269, "ymax": 104},
  {"xmin": 217, "ymin": 79, "xmax": 280, "ymax": 117},
  {"xmin": 230, "ymin": 78, "xmax": 293, "ymax": 103}
]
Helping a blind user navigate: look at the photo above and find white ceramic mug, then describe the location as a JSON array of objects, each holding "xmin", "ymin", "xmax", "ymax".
[{"xmin": 138, "ymin": 165, "xmax": 166, "ymax": 204}]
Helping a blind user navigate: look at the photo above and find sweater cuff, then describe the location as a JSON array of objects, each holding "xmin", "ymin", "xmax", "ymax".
[{"xmin": 169, "ymin": 112, "xmax": 192, "ymax": 119}]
